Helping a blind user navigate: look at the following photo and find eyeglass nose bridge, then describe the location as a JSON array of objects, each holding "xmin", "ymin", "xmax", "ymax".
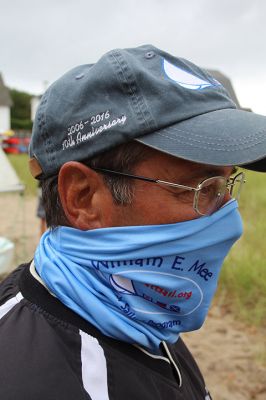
[
  {"xmin": 227, "ymin": 172, "xmax": 246, "ymax": 198},
  {"xmin": 226, "ymin": 181, "xmax": 235, "ymax": 196}
]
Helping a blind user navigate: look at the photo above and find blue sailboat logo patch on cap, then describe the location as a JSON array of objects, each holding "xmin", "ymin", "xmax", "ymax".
[
  {"xmin": 163, "ymin": 59, "xmax": 220, "ymax": 90},
  {"xmin": 110, "ymin": 274, "xmax": 136, "ymax": 295}
]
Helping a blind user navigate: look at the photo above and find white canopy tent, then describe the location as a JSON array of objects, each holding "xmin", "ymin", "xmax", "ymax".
[{"xmin": 0, "ymin": 147, "xmax": 24, "ymax": 193}]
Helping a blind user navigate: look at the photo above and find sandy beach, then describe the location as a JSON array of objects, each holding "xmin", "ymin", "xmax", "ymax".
[{"xmin": 0, "ymin": 193, "xmax": 265, "ymax": 400}]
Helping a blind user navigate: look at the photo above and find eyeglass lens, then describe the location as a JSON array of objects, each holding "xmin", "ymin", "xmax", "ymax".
[
  {"xmin": 196, "ymin": 177, "xmax": 227, "ymax": 215},
  {"xmin": 196, "ymin": 172, "xmax": 245, "ymax": 216}
]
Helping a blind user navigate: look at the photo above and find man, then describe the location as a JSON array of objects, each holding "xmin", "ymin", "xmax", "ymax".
[
  {"xmin": 36, "ymin": 182, "xmax": 47, "ymax": 236},
  {"xmin": 0, "ymin": 45, "xmax": 265, "ymax": 399}
]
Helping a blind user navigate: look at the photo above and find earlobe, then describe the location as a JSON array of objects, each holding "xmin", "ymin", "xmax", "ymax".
[{"xmin": 58, "ymin": 162, "xmax": 103, "ymax": 230}]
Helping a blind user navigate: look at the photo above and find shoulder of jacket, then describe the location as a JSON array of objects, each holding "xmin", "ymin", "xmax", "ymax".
[{"xmin": 0, "ymin": 263, "xmax": 29, "ymax": 305}]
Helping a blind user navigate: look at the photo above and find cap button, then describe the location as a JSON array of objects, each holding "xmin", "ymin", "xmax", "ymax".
[{"xmin": 145, "ymin": 51, "xmax": 155, "ymax": 59}]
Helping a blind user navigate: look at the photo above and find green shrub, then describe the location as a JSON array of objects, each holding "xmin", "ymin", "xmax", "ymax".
[{"xmin": 11, "ymin": 118, "xmax": 33, "ymax": 130}]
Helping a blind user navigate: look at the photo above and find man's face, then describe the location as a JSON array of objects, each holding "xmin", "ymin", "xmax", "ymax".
[{"xmin": 110, "ymin": 149, "xmax": 233, "ymax": 228}]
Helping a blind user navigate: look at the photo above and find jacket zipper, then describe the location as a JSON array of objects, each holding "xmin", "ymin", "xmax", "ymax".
[
  {"xmin": 135, "ymin": 341, "xmax": 182, "ymax": 388},
  {"xmin": 162, "ymin": 341, "xmax": 182, "ymax": 388}
]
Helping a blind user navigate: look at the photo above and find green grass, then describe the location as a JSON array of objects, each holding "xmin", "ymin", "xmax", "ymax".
[
  {"xmin": 7, "ymin": 155, "xmax": 266, "ymax": 327},
  {"xmin": 8, "ymin": 154, "xmax": 37, "ymax": 196},
  {"xmin": 218, "ymin": 170, "xmax": 266, "ymax": 327}
]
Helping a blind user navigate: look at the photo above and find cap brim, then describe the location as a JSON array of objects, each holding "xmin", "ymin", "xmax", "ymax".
[{"xmin": 136, "ymin": 108, "xmax": 266, "ymax": 172}]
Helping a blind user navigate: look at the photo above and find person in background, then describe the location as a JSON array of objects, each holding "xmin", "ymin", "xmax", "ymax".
[
  {"xmin": 36, "ymin": 181, "xmax": 47, "ymax": 236},
  {"xmin": 0, "ymin": 45, "xmax": 265, "ymax": 400}
]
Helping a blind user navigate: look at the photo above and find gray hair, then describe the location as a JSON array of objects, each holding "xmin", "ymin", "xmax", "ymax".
[{"xmin": 40, "ymin": 141, "xmax": 150, "ymax": 228}]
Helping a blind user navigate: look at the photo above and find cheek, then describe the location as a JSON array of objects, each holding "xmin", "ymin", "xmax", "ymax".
[{"xmin": 122, "ymin": 188, "xmax": 199, "ymax": 226}]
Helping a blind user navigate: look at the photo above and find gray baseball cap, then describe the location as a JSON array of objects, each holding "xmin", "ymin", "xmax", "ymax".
[{"xmin": 29, "ymin": 44, "xmax": 266, "ymax": 178}]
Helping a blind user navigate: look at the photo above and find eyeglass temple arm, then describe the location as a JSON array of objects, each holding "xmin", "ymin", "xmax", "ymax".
[
  {"xmin": 155, "ymin": 179, "xmax": 196, "ymax": 191},
  {"xmin": 91, "ymin": 167, "xmax": 158, "ymax": 183},
  {"xmin": 91, "ymin": 167, "xmax": 196, "ymax": 191}
]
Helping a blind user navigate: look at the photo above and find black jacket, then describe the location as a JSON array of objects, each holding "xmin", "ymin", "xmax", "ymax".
[{"xmin": 0, "ymin": 263, "xmax": 212, "ymax": 399}]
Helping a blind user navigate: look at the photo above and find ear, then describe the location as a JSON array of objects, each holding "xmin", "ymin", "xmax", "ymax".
[{"xmin": 58, "ymin": 161, "xmax": 112, "ymax": 230}]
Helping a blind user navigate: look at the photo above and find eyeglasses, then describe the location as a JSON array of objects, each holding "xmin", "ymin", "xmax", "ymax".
[{"xmin": 92, "ymin": 167, "xmax": 246, "ymax": 216}]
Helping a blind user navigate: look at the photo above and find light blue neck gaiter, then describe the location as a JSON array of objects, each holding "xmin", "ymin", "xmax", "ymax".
[{"xmin": 35, "ymin": 199, "xmax": 242, "ymax": 351}]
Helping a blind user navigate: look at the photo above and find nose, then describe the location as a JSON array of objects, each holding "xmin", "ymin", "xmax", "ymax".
[{"xmin": 222, "ymin": 189, "xmax": 232, "ymax": 206}]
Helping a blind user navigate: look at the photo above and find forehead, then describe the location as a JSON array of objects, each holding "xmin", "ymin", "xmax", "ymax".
[{"xmin": 138, "ymin": 147, "xmax": 233, "ymax": 179}]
